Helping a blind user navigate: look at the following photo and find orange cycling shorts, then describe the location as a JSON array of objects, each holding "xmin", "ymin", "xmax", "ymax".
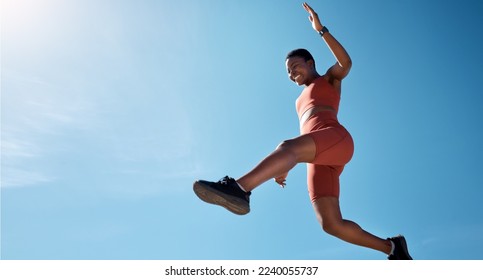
[{"xmin": 301, "ymin": 111, "xmax": 354, "ymax": 202}]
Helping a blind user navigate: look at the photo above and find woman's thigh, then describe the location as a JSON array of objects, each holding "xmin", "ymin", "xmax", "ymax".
[{"xmin": 279, "ymin": 134, "xmax": 317, "ymax": 163}]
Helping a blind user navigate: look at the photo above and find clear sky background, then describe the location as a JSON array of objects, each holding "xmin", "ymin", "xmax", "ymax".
[{"xmin": 2, "ymin": 0, "xmax": 483, "ymax": 260}]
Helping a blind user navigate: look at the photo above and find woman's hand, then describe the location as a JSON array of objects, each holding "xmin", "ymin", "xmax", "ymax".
[
  {"xmin": 274, "ymin": 172, "xmax": 289, "ymax": 188},
  {"xmin": 303, "ymin": 2, "xmax": 323, "ymax": 32}
]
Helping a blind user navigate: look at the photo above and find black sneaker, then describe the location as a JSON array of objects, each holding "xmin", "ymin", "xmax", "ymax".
[
  {"xmin": 387, "ymin": 235, "xmax": 413, "ymax": 260},
  {"xmin": 193, "ymin": 176, "xmax": 251, "ymax": 215}
]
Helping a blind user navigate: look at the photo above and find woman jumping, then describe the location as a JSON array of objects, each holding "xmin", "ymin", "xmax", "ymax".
[{"xmin": 193, "ymin": 2, "xmax": 412, "ymax": 260}]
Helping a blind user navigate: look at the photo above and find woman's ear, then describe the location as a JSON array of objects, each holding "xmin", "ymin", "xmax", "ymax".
[{"xmin": 307, "ymin": 59, "xmax": 316, "ymax": 70}]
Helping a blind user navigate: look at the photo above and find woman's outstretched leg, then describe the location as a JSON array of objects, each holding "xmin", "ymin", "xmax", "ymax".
[
  {"xmin": 193, "ymin": 134, "xmax": 316, "ymax": 215},
  {"xmin": 237, "ymin": 134, "xmax": 316, "ymax": 192}
]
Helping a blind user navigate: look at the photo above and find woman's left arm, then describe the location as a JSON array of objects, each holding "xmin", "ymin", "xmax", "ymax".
[{"xmin": 303, "ymin": 2, "xmax": 352, "ymax": 81}]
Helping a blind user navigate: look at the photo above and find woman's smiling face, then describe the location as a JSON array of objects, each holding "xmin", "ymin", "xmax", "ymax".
[{"xmin": 286, "ymin": 56, "xmax": 316, "ymax": 86}]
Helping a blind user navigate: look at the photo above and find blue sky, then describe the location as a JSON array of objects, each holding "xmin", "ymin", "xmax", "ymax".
[{"xmin": 2, "ymin": 0, "xmax": 483, "ymax": 260}]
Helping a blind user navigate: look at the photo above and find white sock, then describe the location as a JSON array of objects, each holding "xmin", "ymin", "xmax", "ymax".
[
  {"xmin": 389, "ymin": 240, "xmax": 395, "ymax": 255},
  {"xmin": 236, "ymin": 181, "xmax": 247, "ymax": 192}
]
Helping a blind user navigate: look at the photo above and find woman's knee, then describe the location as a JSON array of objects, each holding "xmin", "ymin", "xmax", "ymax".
[
  {"xmin": 313, "ymin": 197, "xmax": 344, "ymax": 237},
  {"xmin": 276, "ymin": 139, "xmax": 296, "ymax": 151},
  {"xmin": 320, "ymin": 218, "xmax": 343, "ymax": 236}
]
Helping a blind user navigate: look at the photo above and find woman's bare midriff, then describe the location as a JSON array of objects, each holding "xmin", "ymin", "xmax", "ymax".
[{"xmin": 299, "ymin": 105, "xmax": 336, "ymax": 125}]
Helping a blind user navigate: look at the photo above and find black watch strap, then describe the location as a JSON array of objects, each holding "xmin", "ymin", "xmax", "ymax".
[{"xmin": 318, "ymin": 26, "xmax": 329, "ymax": 37}]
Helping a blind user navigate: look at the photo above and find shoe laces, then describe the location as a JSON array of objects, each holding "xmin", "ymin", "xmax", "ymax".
[{"xmin": 218, "ymin": 176, "xmax": 233, "ymax": 185}]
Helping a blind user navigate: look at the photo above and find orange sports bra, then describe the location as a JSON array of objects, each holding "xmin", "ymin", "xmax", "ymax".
[{"xmin": 295, "ymin": 76, "xmax": 340, "ymax": 119}]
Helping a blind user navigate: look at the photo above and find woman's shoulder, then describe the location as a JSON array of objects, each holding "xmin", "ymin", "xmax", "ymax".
[{"xmin": 317, "ymin": 75, "xmax": 341, "ymax": 94}]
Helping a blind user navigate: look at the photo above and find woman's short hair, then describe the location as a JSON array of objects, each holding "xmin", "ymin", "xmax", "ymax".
[{"xmin": 286, "ymin": 48, "xmax": 315, "ymax": 67}]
